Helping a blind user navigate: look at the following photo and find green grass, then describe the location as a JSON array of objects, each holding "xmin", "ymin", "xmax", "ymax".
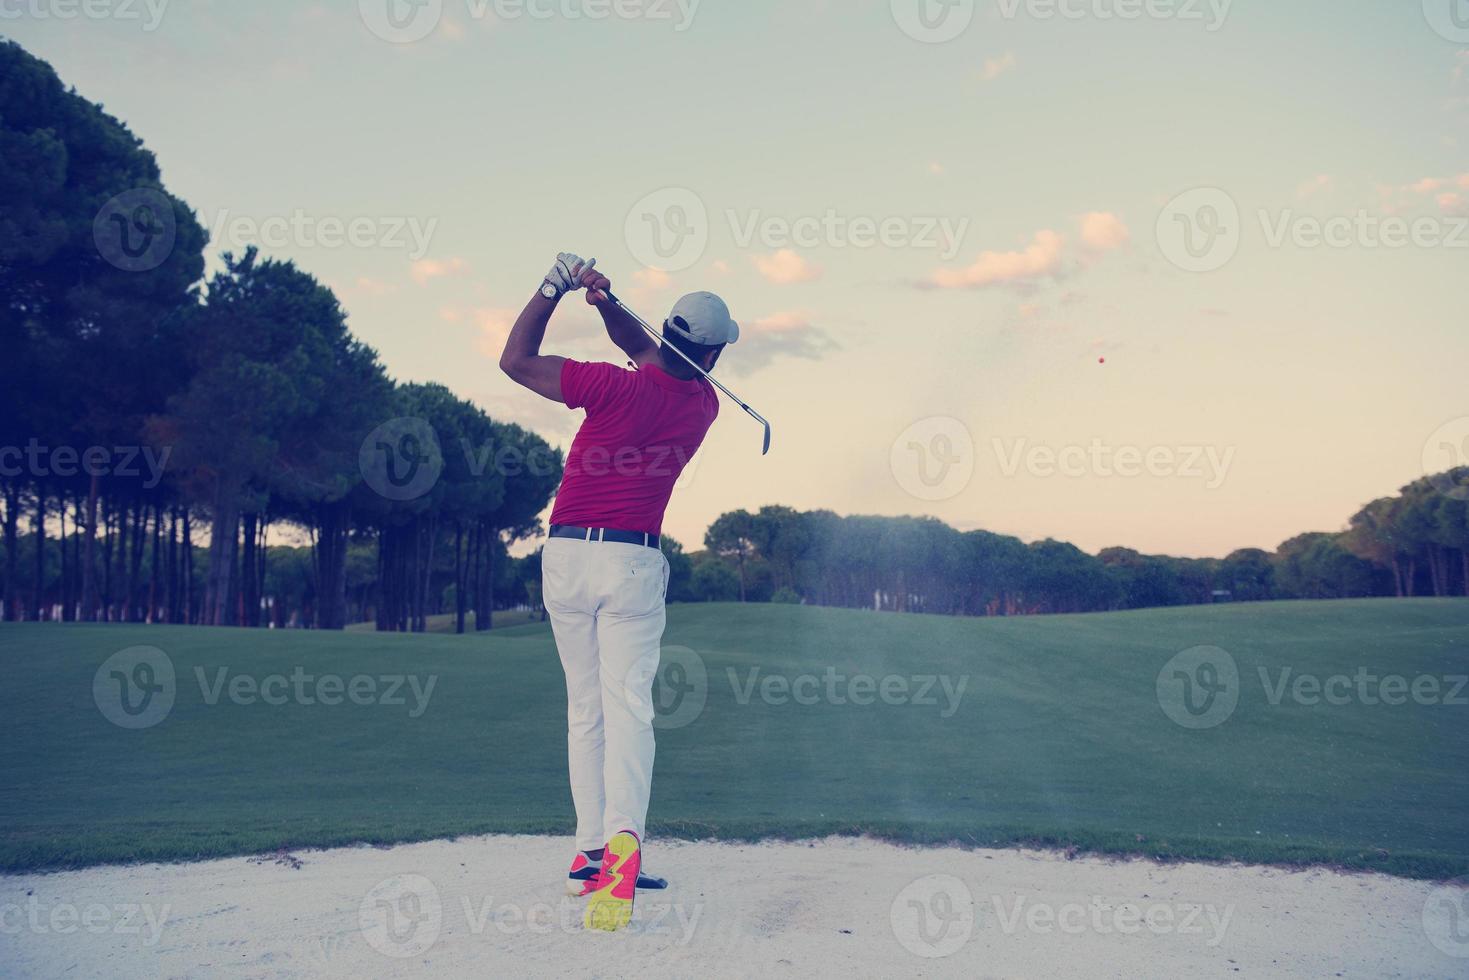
[
  {"xmin": 1, "ymin": 599, "xmax": 1466, "ymax": 878},
  {"xmin": 344, "ymin": 609, "xmax": 543, "ymax": 634}
]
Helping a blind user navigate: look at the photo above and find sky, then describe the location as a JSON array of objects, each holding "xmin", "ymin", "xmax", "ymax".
[{"xmin": 5, "ymin": 0, "xmax": 1466, "ymax": 557}]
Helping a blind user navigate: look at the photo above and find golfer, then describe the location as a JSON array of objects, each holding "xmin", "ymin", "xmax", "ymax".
[{"xmin": 499, "ymin": 253, "xmax": 739, "ymax": 931}]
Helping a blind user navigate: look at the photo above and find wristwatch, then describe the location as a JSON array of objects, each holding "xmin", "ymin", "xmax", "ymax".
[{"xmin": 540, "ymin": 281, "xmax": 560, "ymax": 300}]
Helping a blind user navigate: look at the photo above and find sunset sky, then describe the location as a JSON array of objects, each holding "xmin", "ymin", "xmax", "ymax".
[{"xmin": 7, "ymin": 1, "xmax": 1466, "ymax": 556}]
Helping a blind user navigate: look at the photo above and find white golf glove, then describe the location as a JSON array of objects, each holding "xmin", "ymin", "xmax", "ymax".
[{"xmin": 542, "ymin": 252, "xmax": 595, "ymax": 300}]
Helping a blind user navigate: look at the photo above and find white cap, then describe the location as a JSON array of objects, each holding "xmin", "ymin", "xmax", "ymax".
[{"xmin": 665, "ymin": 292, "xmax": 739, "ymax": 346}]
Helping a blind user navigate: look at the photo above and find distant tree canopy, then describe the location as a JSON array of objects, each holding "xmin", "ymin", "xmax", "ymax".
[
  {"xmin": 673, "ymin": 479, "xmax": 1463, "ymax": 614},
  {"xmin": 0, "ymin": 41, "xmax": 561, "ymax": 630}
]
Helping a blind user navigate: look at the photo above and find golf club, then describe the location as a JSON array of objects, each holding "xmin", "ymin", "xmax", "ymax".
[{"xmin": 604, "ymin": 290, "xmax": 772, "ymax": 455}]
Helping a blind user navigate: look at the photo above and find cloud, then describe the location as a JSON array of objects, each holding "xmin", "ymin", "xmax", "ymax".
[
  {"xmin": 1078, "ymin": 212, "xmax": 1130, "ymax": 252},
  {"xmin": 753, "ymin": 249, "xmax": 822, "ymax": 284},
  {"xmin": 711, "ymin": 260, "xmax": 731, "ymax": 275},
  {"xmin": 345, "ymin": 276, "xmax": 394, "ymax": 297},
  {"xmin": 632, "ymin": 268, "xmax": 673, "ymax": 290},
  {"xmin": 929, "ymin": 162, "xmax": 945, "ymax": 176},
  {"xmin": 466, "ymin": 308, "xmax": 516, "ymax": 358},
  {"xmin": 1408, "ymin": 177, "xmax": 1444, "ymax": 195},
  {"xmin": 1439, "ymin": 192, "xmax": 1467, "ymax": 215},
  {"xmin": 927, "ymin": 230, "xmax": 1066, "ymax": 290},
  {"xmin": 1296, "ymin": 174, "xmax": 1333, "ymax": 199},
  {"xmin": 980, "ymin": 52, "xmax": 1017, "ymax": 82},
  {"xmin": 411, "ymin": 257, "xmax": 468, "ymax": 286},
  {"xmin": 732, "ymin": 312, "xmax": 838, "ymax": 373}
]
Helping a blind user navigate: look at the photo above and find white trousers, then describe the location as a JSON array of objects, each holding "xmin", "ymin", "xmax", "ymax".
[{"xmin": 542, "ymin": 536, "xmax": 669, "ymax": 851}]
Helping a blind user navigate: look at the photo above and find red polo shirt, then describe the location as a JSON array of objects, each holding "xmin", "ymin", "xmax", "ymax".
[{"xmin": 549, "ymin": 359, "xmax": 719, "ymax": 536}]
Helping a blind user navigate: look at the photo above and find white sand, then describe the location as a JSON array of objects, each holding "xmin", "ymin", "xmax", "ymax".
[{"xmin": 1, "ymin": 835, "xmax": 1463, "ymax": 979}]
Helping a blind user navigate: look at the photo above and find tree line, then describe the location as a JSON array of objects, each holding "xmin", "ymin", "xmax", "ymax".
[
  {"xmin": 0, "ymin": 40, "xmax": 560, "ymax": 631},
  {"xmin": 679, "ymin": 471, "xmax": 1468, "ymax": 614}
]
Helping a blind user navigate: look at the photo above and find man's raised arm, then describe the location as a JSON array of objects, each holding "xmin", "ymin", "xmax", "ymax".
[{"xmin": 499, "ymin": 252, "xmax": 594, "ymax": 402}]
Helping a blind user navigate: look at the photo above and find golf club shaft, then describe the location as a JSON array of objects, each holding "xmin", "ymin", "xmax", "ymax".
[{"xmin": 603, "ymin": 291, "xmax": 772, "ymax": 454}]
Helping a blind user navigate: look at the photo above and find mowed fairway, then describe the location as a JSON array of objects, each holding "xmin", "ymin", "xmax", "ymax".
[{"xmin": 1, "ymin": 599, "xmax": 1465, "ymax": 879}]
